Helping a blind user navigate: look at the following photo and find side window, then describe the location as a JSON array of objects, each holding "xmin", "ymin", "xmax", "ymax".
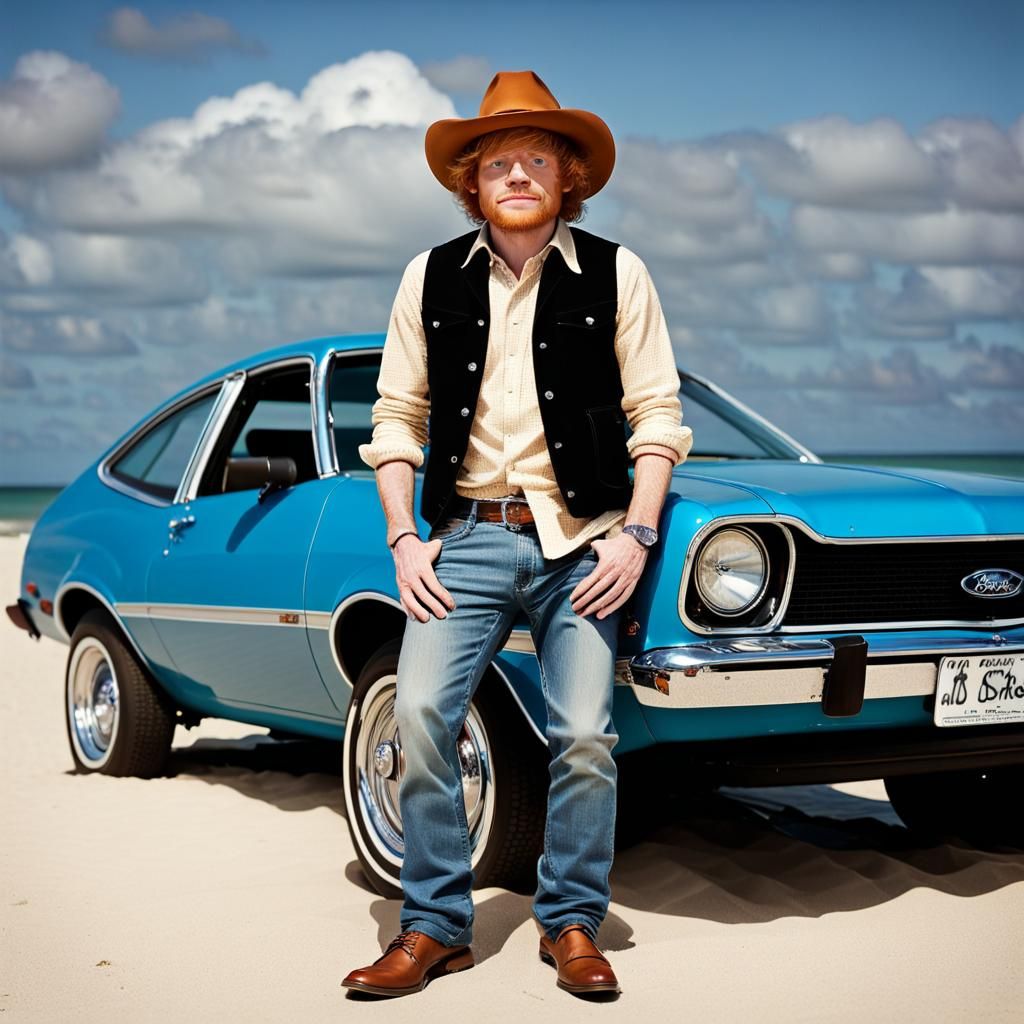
[
  {"xmin": 108, "ymin": 390, "xmax": 218, "ymax": 501},
  {"xmin": 330, "ymin": 353, "xmax": 389, "ymax": 474},
  {"xmin": 196, "ymin": 363, "xmax": 316, "ymax": 496}
]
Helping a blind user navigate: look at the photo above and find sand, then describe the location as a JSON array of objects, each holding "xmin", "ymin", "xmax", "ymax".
[{"xmin": 2, "ymin": 529, "xmax": 1022, "ymax": 1022}]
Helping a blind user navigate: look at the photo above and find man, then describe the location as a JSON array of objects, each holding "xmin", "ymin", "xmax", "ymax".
[{"xmin": 342, "ymin": 70, "xmax": 692, "ymax": 999}]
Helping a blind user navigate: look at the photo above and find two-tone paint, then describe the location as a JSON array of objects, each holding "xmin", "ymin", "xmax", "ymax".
[{"xmin": 13, "ymin": 332, "xmax": 1024, "ymax": 760}]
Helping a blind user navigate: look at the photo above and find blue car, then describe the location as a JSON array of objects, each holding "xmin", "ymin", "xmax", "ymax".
[{"xmin": 7, "ymin": 333, "xmax": 1024, "ymax": 895}]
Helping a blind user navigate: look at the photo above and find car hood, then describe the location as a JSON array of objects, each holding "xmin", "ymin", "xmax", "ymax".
[{"xmin": 669, "ymin": 460, "xmax": 1024, "ymax": 538}]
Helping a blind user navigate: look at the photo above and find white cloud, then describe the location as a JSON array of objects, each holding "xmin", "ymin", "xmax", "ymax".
[
  {"xmin": 849, "ymin": 266, "xmax": 1024, "ymax": 340},
  {"xmin": 2, "ymin": 314, "xmax": 138, "ymax": 356},
  {"xmin": 1, "ymin": 231, "xmax": 208, "ymax": 311},
  {"xmin": 791, "ymin": 204, "xmax": 1024, "ymax": 265},
  {"xmin": 0, "ymin": 51, "xmax": 120, "ymax": 173},
  {"xmin": 101, "ymin": 7, "xmax": 266, "ymax": 62},
  {"xmin": 9, "ymin": 50, "xmax": 461, "ymax": 266},
  {"xmin": 794, "ymin": 347, "xmax": 948, "ymax": 403},
  {"xmin": 952, "ymin": 334, "xmax": 1024, "ymax": 388}
]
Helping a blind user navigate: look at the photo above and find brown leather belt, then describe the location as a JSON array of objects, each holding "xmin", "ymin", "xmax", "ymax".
[{"xmin": 451, "ymin": 497, "xmax": 536, "ymax": 526}]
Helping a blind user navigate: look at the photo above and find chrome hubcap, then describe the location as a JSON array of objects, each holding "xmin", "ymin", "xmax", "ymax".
[
  {"xmin": 67, "ymin": 638, "xmax": 120, "ymax": 766},
  {"xmin": 354, "ymin": 674, "xmax": 496, "ymax": 869}
]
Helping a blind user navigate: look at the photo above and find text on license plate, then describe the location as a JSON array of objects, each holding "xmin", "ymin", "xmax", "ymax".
[{"xmin": 933, "ymin": 653, "xmax": 1024, "ymax": 727}]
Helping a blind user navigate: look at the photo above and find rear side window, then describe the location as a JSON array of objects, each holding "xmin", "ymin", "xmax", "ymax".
[{"xmin": 109, "ymin": 392, "xmax": 218, "ymax": 501}]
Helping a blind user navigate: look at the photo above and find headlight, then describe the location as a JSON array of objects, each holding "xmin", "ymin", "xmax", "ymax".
[{"xmin": 694, "ymin": 526, "xmax": 769, "ymax": 616}]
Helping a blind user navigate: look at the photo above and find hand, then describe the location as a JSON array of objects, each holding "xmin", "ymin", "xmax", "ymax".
[
  {"xmin": 570, "ymin": 532, "xmax": 648, "ymax": 619},
  {"xmin": 392, "ymin": 534, "xmax": 457, "ymax": 622}
]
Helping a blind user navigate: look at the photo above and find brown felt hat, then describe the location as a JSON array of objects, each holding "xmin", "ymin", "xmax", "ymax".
[{"xmin": 424, "ymin": 70, "xmax": 615, "ymax": 199}]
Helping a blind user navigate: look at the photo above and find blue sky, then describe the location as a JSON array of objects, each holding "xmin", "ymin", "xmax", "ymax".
[{"xmin": 1, "ymin": 0, "xmax": 1022, "ymax": 484}]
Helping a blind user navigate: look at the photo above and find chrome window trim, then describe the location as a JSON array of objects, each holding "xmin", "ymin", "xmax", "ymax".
[
  {"xmin": 97, "ymin": 379, "xmax": 227, "ymax": 508},
  {"xmin": 681, "ymin": 370, "xmax": 822, "ymax": 464},
  {"xmin": 677, "ymin": 513, "xmax": 1024, "ymax": 635},
  {"xmin": 313, "ymin": 348, "xmax": 338, "ymax": 478},
  {"xmin": 179, "ymin": 354, "xmax": 315, "ymax": 503},
  {"xmin": 176, "ymin": 371, "xmax": 246, "ymax": 503},
  {"xmin": 319, "ymin": 346, "xmax": 391, "ymax": 478}
]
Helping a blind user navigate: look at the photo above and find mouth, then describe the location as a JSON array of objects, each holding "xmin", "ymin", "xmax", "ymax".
[{"xmin": 499, "ymin": 195, "xmax": 540, "ymax": 203}]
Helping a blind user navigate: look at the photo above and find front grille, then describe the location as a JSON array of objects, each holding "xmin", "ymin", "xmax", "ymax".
[{"xmin": 781, "ymin": 533, "xmax": 1024, "ymax": 627}]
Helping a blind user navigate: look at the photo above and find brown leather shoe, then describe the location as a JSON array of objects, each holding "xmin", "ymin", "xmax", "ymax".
[
  {"xmin": 538, "ymin": 923, "xmax": 621, "ymax": 995},
  {"xmin": 341, "ymin": 929, "xmax": 474, "ymax": 997}
]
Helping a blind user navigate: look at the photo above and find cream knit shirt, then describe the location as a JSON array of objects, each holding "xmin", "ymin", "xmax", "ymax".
[{"xmin": 358, "ymin": 217, "xmax": 694, "ymax": 559}]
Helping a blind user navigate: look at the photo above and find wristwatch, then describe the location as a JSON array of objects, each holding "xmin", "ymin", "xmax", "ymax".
[{"xmin": 621, "ymin": 523, "xmax": 658, "ymax": 549}]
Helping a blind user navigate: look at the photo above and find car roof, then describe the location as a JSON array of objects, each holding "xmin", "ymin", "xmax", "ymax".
[
  {"xmin": 162, "ymin": 331, "xmax": 388, "ymax": 401},
  {"xmin": 143, "ymin": 329, "xmax": 705, "ymax": 435}
]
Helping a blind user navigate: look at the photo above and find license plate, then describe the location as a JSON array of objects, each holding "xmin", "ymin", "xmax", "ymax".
[{"xmin": 933, "ymin": 653, "xmax": 1024, "ymax": 727}]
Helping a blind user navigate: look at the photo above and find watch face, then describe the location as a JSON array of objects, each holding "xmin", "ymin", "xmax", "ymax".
[{"xmin": 625, "ymin": 524, "xmax": 657, "ymax": 546}]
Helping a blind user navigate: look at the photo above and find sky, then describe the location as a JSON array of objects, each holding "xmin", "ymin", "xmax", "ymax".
[{"xmin": 1, "ymin": 0, "xmax": 1022, "ymax": 485}]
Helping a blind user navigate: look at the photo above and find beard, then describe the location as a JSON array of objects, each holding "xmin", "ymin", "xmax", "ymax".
[{"xmin": 480, "ymin": 182, "xmax": 563, "ymax": 233}]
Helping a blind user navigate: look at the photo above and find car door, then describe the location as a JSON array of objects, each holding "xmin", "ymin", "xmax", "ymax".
[{"xmin": 145, "ymin": 356, "xmax": 342, "ymax": 719}]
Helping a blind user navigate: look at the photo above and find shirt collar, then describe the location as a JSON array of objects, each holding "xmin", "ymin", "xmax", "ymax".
[{"xmin": 460, "ymin": 216, "xmax": 582, "ymax": 274}]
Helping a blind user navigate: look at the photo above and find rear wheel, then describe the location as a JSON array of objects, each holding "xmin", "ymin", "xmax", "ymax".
[
  {"xmin": 65, "ymin": 608, "xmax": 177, "ymax": 777},
  {"xmin": 884, "ymin": 765, "xmax": 1024, "ymax": 848},
  {"xmin": 342, "ymin": 638, "xmax": 548, "ymax": 899}
]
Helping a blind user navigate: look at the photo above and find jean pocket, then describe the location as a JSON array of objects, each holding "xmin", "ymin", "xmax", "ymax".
[{"xmin": 429, "ymin": 514, "xmax": 474, "ymax": 545}]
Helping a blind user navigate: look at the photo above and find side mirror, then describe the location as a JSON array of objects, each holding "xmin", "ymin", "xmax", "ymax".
[{"xmin": 222, "ymin": 456, "xmax": 297, "ymax": 501}]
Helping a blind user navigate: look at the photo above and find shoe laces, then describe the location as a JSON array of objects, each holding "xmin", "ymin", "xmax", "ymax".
[{"xmin": 379, "ymin": 929, "xmax": 421, "ymax": 964}]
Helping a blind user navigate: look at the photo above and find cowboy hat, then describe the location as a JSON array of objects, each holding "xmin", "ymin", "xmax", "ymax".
[{"xmin": 424, "ymin": 70, "xmax": 615, "ymax": 199}]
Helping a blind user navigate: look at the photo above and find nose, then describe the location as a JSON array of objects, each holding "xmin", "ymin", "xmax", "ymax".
[{"xmin": 505, "ymin": 160, "xmax": 531, "ymax": 184}]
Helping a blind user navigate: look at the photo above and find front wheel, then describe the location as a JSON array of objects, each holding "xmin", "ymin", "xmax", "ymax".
[
  {"xmin": 65, "ymin": 608, "xmax": 177, "ymax": 777},
  {"xmin": 884, "ymin": 765, "xmax": 1024, "ymax": 848},
  {"xmin": 342, "ymin": 638, "xmax": 549, "ymax": 899}
]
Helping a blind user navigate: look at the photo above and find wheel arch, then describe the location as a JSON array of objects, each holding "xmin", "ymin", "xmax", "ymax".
[
  {"xmin": 57, "ymin": 580, "xmax": 137, "ymax": 653},
  {"xmin": 330, "ymin": 591, "xmax": 547, "ymax": 748}
]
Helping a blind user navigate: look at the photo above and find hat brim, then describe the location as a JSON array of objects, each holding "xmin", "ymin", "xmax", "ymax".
[{"xmin": 424, "ymin": 107, "xmax": 615, "ymax": 200}]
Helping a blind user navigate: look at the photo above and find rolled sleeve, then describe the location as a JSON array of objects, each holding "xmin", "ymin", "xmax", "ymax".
[
  {"xmin": 357, "ymin": 252, "xmax": 431, "ymax": 470},
  {"xmin": 614, "ymin": 247, "xmax": 694, "ymax": 467}
]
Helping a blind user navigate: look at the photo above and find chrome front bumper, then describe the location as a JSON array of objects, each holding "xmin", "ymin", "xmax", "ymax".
[{"xmin": 618, "ymin": 633, "xmax": 1024, "ymax": 714}]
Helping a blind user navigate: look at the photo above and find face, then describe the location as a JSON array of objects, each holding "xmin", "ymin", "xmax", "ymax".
[{"xmin": 472, "ymin": 145, "xmax": 571, "ymax": 233}]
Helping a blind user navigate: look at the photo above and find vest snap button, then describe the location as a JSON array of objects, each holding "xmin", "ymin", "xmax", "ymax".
[
  {"xmin": 544, "ymin": 390, "xmax": 554, "ymax": 399},
  {"xmin": 538, "ymin": 342, "xmax": 547, "ymax": 349},
  {"xmin": 567, "ymin": 490, "xmax": 575, "ymax": 498},
  {"xmin": 467, "ymin": 362, "xmax": 477, "ymax": 371},
  {"xmin": 554, "ymin": 441, "xmax": 563, "ymax": 449},
  {"xmin": 432, "ymin": 320, "xmax": 440, "ymax": 328},
  {"xmin": 585, "ymin": 316, "xmax": 595, "ymax": 326},
  {"xmin": 450, "ymin": 455, "xmax": 458, "ymax": 463},
  {"xmin": 460, "ymin": 407, "xmax": 470, "ymax": 416},
  {"xmin": 477, "ymin": 319, "xmax": 485, "ymax": 327}
]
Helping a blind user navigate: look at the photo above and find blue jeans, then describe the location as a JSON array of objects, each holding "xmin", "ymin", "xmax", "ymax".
[{"xmin": 393, "ymin": 498, "xmax": 622, "ymax": 948}]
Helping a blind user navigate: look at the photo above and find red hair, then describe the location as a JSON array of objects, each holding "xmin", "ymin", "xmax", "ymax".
[{"xmin": 446, "ymin": 126, "xmax": 592, "ymax": 224}]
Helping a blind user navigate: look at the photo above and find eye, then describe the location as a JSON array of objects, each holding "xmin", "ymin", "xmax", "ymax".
[{"xmin": 532, "ymin": 157, "xmax": 547, "ymax": 165}]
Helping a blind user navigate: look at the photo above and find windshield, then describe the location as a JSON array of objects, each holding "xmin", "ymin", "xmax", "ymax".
[{"xmin": 678, "ymin": 374, "xmax": 817, "ymax": 461}]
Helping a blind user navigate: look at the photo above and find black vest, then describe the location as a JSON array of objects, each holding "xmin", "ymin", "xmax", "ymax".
[{"xmin": 420, "ymin": 224, "xmax": 633, "ymax": 527}]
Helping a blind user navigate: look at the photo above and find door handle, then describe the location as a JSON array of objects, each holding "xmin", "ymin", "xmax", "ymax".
[{"xmin": 167, "ymin": 514, "xmax": 196, "ymax": 541}]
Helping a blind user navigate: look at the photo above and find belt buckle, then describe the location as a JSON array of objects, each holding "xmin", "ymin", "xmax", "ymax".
[{"xmin": 504, "ymin": 500, "xmax": 528, "ymax": 526}]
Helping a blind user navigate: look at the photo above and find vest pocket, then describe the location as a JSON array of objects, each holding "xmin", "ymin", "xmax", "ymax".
[
  {"xmin": 422, "ymin": 305, "xmax": 471, "ymax": 335},
  {"xmin": 585, "ymin": 403, "xmax": 630, "ymax": 488},
  {"xmin": 554, "ymin": 298, "xmax": 618, "ymax": 331}
]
